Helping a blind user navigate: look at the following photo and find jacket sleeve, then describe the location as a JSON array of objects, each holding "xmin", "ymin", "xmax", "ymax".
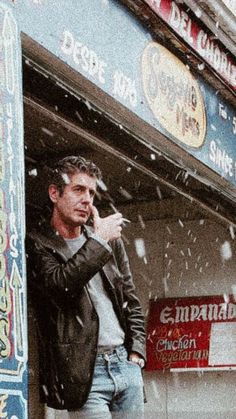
[
  {"xmin": 26, "ymin": 233, "xmax": 112, "ymax": 301},
  {"xmin": 112, "ymin": 239, "xmax": 146, "ymax": 361}
]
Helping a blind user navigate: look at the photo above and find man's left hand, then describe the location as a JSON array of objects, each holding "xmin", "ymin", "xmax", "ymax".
[{"xmin": 129, "ymin": 352, "xmax": 145, "ymax": 368}]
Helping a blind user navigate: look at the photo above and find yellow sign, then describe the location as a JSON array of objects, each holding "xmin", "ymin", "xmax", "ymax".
[{"xmin": 141, "ymin": 42, "xmax": 206, "ymax": 148}]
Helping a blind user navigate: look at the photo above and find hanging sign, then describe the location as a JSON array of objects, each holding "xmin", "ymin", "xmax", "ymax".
[
  {"xmin": 143, "ymin": 0, "xmax": 236, "ymax": 91},
  {"xmin": 146, "ymin": 295, "xmax": 236, "ymax": 371}
]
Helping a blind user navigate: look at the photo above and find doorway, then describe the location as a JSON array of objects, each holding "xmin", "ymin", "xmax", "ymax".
[{"xmin": 23, "ymin": 59, "xmax": 236, "ymax": 419}]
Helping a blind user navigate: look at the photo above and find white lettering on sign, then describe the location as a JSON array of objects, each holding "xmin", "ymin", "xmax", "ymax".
[
  {"xmin": 112, "ymin": 69, "xmax": 137, "ymax": 107},
  {"xmin": 6, "ymin": 103, "xmax": 19, "ymax": 259},
  {"xmin": 219, "ymin": 103, "xmax": 228, "ymax": 120},
  {"xmin": 0, "ymin": 394, "xmax": 7, "ymax": 418},
  {"xmin": 156, "ymin": 349, "xmax": 209, "ymax": 369},
  {"xmin": 209, "ymin": 140, "xmax": 233, "ymax": 177},
  {"xmin": 61, "ymin": 30, "xmax": 107, "ymax": 84},
  {"xmin": 169, "ymin": 2, "xmax": 193, "ymax": 45},
  {"xmin": 156, "ymin": 334, "xmax": 196, "ymax": 351},
  {"xmin": 197, "ymin": 30, "xmax": 236, "ymax": 86},
  {"xmin": 144, "ymin": 0, "xmax": 236, "ymax": 89},
  {"xmin": 160, "ymin": 302, "xmax": 236, "ymax": 324},
  {"xmin": 233, "ymin": 117, "xmax": 236, "ymax": 135},
  {"xmin": 151, "ymin": 0, "xmax": 161, "ymax": 7}
]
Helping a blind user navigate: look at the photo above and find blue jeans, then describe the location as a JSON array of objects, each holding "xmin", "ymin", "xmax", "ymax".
[{"xmin": 68, "ymin": 345, "xmax": 144, "ymax": 418}]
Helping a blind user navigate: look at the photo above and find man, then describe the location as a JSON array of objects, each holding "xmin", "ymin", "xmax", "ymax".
[{"xmin": 27, "ymin": 155, "xmax": 146, "ymax": 418}]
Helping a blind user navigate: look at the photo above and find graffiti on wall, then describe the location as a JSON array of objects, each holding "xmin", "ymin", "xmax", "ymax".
[{"xmin": 0, "ymin": 3, "xmax": 27, "ymax": 418}]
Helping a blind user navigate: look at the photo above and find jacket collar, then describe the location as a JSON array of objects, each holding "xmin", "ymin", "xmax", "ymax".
[
  {"xmin": 33, "ymin": 222, "xmax": 120, "ymax": 286},
  {"xmin": 34, "ymin": 222, "xmax": 95, "ymax": 261}
]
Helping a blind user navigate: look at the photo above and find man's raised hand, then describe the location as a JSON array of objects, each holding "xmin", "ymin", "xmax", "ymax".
[{"xmin": 89, "ymin": 204, "xmax": 123, "ymax": 242}]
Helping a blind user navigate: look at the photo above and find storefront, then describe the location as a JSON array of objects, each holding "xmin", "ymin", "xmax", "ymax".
[{"xmin": 0, "ymin": 0, "xmax": 236, "ymax": 418}]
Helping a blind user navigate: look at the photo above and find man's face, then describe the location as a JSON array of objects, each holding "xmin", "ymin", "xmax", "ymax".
[{"xmin": 49, "ymin": 171, "xmax": 97, "ymax": 227}]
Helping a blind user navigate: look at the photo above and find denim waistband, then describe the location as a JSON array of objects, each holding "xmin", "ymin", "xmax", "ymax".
[{"xmin": 96, "ymin": 344, "xmax": 126, "ymax": 358}]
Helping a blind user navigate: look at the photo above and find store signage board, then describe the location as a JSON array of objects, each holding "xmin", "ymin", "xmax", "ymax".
[
  {"xmin": 0, "ymin": 2, "xmax": 27, "ymax": 418},
  {"xmin": 146, "ymin": 295, "xmax": 236, "ymax": 371},
  {"xmin": 143, "ymin": 0, "xmax": 236, "ymax": 92},
  {"xmin": 141, "ymin": 42, "xmax": 207, "ymax": 149},
  {"xmin": 2, "ymin": 0, "xmax": 236, "ymax": 189}
]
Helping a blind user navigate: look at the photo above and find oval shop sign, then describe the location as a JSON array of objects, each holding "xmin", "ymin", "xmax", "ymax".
[{"xmin": 141, "ymin": 42, "xmax": 206, "ymax": 148}]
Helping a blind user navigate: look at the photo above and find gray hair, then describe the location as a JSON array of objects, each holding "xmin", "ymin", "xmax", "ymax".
[{"xmin": 48, "ymin": 155, "xmax": 102, "ymax": 195}]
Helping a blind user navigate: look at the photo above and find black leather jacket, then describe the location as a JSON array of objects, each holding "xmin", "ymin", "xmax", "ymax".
[{"xmin": 27, "ymin": 224, "xmax": 146, "ymax": 410}]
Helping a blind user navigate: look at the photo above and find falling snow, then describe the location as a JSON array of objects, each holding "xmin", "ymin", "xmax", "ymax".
[
  {"xmin": 229, "ymin": 225, "xmax": 235, "ymax": 240},
  {"xmin": 156, "ymin": 186, "xmax": 162, "ymax": 199},
  {"xmin": 62, "ymin": 173, "xmax": 70, "ymax": 184},
  {"xmin": 28, "ymin": 168, "xmax": 37, "ymax": 177},
  {"xmin": 195, "ymin": 8, "xmax": 202, "ymax": 18},
  {"xmin": 138, "ymin": 214, "xmax": 146, "ymax": 229},
  {"xmin": 134, "ymin": 238, "xmax": 146, "ymax": 258},
  {"xmin": 178, "ymin": 219, "xmax": 184, "ymax": 228},
  {"xmin": 220, "ymin": 241, "xmax": 232, "ymax": 261},
  {"xmin": 41, "ymin": 127, "xmax": 54, "ymax": 137},
  {"xmin": 118, "ymin": 186, "xmax": 132, "ymax": 200},
  {"xmin": 97, "ymin": 179, "xmax": 108, "ymax": 191},
  {"xmin": 198, "ymin": 63, "xmax": 205, "ymax": 71}
]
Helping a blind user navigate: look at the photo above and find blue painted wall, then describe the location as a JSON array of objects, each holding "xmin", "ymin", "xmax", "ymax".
[{"xmin": 0, "ymin": 2, "xmax": 27, "ymax": 418}]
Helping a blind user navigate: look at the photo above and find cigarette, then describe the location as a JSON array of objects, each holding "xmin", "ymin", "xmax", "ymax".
[{"xmin": 109, "ymin": 203, "xmax": 131, "ymax": 224}]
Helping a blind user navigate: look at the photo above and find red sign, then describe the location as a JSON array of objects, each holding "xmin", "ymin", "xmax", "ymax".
[
  {"xmin": 143, "ymin": 0, "xmax": 236, "ymax": 91},
  {"xmin": 146, "ymin": 295, "xmax": 236, "ymax": 370}
]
